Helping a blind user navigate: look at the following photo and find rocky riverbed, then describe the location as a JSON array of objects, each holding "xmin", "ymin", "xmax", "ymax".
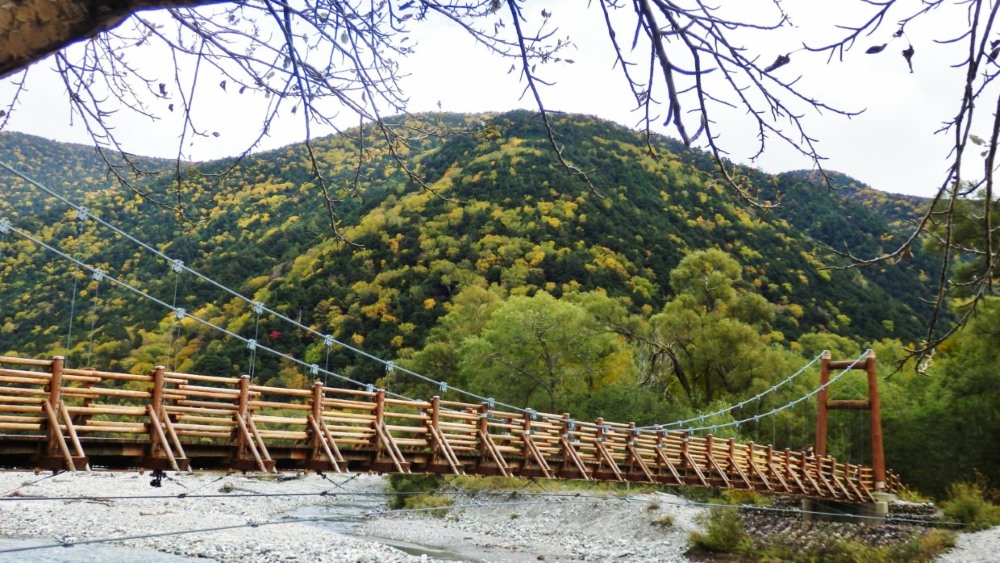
[{"xmin": 0, "ymin": 470, "xmax": 994, "ymax": 562}]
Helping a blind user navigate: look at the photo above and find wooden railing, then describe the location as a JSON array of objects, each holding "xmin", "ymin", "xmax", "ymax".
[{"xmin": 0, "ymin": 355, "xmax": 896, "ymax": 503}]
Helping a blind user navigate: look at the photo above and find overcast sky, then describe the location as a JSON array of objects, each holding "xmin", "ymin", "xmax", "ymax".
[{"xmin": 0, "ymin": 0, "xmax": 982, "ymax": 198}]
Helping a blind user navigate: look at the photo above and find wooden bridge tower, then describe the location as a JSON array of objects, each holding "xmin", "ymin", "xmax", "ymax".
[{"xmin": 815, "ymin": 350, "xmax": 886, "ymax": 492}]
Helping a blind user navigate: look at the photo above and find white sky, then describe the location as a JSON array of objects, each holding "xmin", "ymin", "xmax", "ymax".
[{"xmin": 0, "ymin": 0, "xmax": 983, "ymax": 197}]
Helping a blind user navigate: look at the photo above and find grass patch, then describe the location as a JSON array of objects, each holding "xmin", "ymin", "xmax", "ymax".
[
  {"xmin": 719, "ymin": 489, "xmax": 769, "ymax": 506},
  {"xmin": 386, "ymin": 474, "xmax": 452, "ymax": 515},
  {"xmin": 450, "ymin": 475, "xmax": 526, "ymax": 492},
  {"xmin": 402, "ymin": 493, "xmax": 454, "ymax": 517},
  {"xmin": 448, "ymin": 474, "xmax": 659, "ymax": 496},
  {"xmin": 651, "ymin": 514, "xmax": 675, "ymax": 528},
  {"xmin": 750, "ymin": 526, "xmax": 956, "ymax": 562}
]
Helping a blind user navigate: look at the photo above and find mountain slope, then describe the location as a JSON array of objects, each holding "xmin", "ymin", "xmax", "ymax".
[{"xmin": 0, "ymin": 112, "xmax": 934, "ymax": 381}]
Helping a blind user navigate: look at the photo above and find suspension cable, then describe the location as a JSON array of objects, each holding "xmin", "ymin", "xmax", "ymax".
[
  {"xmin": 635, "ymin": 352, "xmax": 825, "ymax": 430},
  {"xmin": 0, "ymin": 161, "xmax": 513, "ymax": 409},
  {"xmin": 0, "ymin": 220, "xmax": 401, "ymax": 397},
  {"xmin": 0, "ymin": 162, "xmax": 868, "ymax": 433}
]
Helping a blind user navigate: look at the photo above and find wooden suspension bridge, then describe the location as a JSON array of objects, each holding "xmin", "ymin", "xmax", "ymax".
[{"xmin": 0, "ymin": 353, "xmax": 899, "ymax": 504}]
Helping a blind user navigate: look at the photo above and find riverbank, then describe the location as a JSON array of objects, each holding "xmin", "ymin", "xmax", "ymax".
[
  {"xmin": 0, "ymin": 470, "xmax": 995, "ymax": 562},
  {"xmin": 0, "ymin": 470, "xmax": 703, "ymax": 562}
]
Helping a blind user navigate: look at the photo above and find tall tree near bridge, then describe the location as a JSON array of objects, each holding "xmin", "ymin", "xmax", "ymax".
[{"xmin": 1, "ymin": 0, "xmax": 998, "ymax": 356}]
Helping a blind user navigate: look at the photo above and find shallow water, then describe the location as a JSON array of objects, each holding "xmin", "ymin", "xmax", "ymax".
[
  {"xmin": 0, "ymin": 538, "xmax": 204, "ymax": 562},
  {"xmin": 285, "ymin": 493, "xmax": 469, "ymax": 561}
]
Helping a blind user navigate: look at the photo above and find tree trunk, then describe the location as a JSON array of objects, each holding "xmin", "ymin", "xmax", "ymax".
[{"xmin": 0, "ymin": 0, "xmax": 219, "ymax": 79}]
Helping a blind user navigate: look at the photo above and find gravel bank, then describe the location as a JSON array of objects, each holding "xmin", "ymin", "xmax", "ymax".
[
  {"xmin": 3, "ymin": 470, "xmax": 992, "ymax": 562},
  {"xmin": 935, "ymin": 525, "xmax": 1000, "ymax": 563},
  {"xmin": 0, "ymin": 471, "xmax": 704, "ymax": 562},
  {"xmin": 0, "ymin": 471, "xmax": 417, "ymax": 562},
  {"xmin": 359, "ymin": 490, "xmax": 703, "ymax": 562}
]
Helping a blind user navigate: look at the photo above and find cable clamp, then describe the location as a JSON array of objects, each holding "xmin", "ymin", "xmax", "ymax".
[
  {"xmin": 324, "ymin": 334, "xmax": 334, "ymax": 348},
  {"xmin": 365, "ymin": 383, "xmax": 375, "ymax": 393},
  {"xmin": 310, "ymin": 364, "xmax": 319, "ymax": 376},
  {"xmin": 526, "ymin": 408, "xmax": 536, "ymax": 420},
  {"xmin": 438, "ymin": 381, "xmax": 448, "ymax": 394},
  {"xmin": 246, "ymin": 338, "xmax": 257, "ymax": 351},
  {"xmin": 0, "ymin": 218, "xmax": 9, "ymax": 233},
  {"xmin": 253, "ymin": 301, "xmax": 264, "ymax": 315},
  {"xmin": 76, "ymin": 206, "xmax": 90, "ymax": 222},
  {"xmin": 567, "ymin": 419, "xmax": 575, "ymax": 431},
  {"xmin": 171, "ymin": 259, "xmax": 184, "ymax": 273},
  {"xmin": 92, "ymin": 268, "xmax": 105, "ymax": 282},
  {"xmin": 175, "ymin": 307, "xmax": 186, "ymax": 320},
  {"xmin": 487, "ymin": 397, "xmax": 495, "ymax": 409},
  {"xmin": 385, "ymin": 361, "xmax": 395, "ymax": 373}
]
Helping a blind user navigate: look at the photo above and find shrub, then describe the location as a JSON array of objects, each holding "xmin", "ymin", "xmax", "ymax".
[
  {"xmin": 887, "ymin": 528, "xmax": 957, "ymax": 562},
  {"xmin": 689, "ymin": 507, "xmax": 751, "ymax": 554},
  {"xmin": 941, "ymin": 482, "xmax": 1000, "ymax": 531}
]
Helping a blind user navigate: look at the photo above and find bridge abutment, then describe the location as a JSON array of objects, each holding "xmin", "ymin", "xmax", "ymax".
[{"xmin": 801, "ymin": 493, "xmax": 893, "ymax": 523}]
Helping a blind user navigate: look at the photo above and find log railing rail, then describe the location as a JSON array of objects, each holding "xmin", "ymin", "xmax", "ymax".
[{"xmin": 0, "ymin": 355, "xmax": 897, "ymax": 503}]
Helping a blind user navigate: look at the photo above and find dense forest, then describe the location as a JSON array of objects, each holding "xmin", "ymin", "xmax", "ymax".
[{"xmin": 0, "ymin": 111, "xmax": 994, "ymax": 497}]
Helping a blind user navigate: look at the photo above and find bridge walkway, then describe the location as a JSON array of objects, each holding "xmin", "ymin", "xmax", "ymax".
[{"xmin": 0, "ymin": 355, "xmax": 898, "ymax": 503}]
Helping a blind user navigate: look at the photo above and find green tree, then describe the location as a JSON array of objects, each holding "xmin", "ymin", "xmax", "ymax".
[
  {"xmin": 885, "ymin": 297, "xmax": 1000, "ymax": 496},
  {"xmin": 458, "ymin": 291, "xmax": 622, "ymax": 413},
  {"xmin": 647, "ymin": 249, "xmax": 783, "ymax": 406}
]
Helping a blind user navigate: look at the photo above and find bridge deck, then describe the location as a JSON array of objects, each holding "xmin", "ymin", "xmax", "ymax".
[{"xmin": 0, "ymin": 356, "xmax": 898, "ymax": 503}]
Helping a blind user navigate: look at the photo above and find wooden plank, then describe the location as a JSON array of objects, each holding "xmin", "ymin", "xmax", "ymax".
[{"xmin": 0, "ymin": 356, "xmax": 54, "ymax": 367}]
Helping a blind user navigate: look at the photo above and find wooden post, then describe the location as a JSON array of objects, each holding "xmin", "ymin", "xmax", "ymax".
[
  {"xmin": 866, "ymin": 351, "xmax": 886, "ymax": 492},
  {"xmin": 47, "ymin": 356, "xmax": 64, "ymax": 414},
  {"xmin": 311, "ymin": 381, "xmax": 324, "ymax": 425},
  {"xmin": 46, "ymin": 356, "xmax": 65, "ymax": 459},
  {"xmin": 310, "ymin": 380, "xmax": 323, "ymax": 451},
  {"xmin": 430, "ymin": 395, "xmax": 440, "ymax": 429},
  {"xmin": 429, "ymin": 395, "xmax": 441, "ymax": 466},
  {"xmin": 151, "ymin": 366, "xmax": 165, "ymax": 415},
  {"xmin": 235, "ymin": 375, "xmax": 251, "ymax": 460},
  {"xmin": 815, "ymin": 351, "xmax": 831, "ymax": 457},
  {"xmin": 478, "ymin": 402, "xmax": 490, "ymax": 435},
  {"xmin": 374, "ymin": 389, "xmax": 385, "ymax": 423},
  {"xmin": 238, "ymin": 375, "xmax": 251, "ymax": 418}
]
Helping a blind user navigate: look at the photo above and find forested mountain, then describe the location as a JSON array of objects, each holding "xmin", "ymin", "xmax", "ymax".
[
  {"xmin": 11, "ymin": 111, "xmax": 1000, "ymax": 497},
  {"xmin": 0, "ymin": 112, "xmax": 934, "ymax": 379}
]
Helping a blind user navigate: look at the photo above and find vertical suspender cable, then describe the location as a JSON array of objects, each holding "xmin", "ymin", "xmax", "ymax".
[
  {"xmin": 168, "ymin": 263, "xmax": 183, "ymax": 371},
  {"xmin": 0, "ymin": 224, "xmax": 8, "ymax": 321},
  {"xmin": 84, "ymin": 271, "xmax": 102, "ymax": 367}
]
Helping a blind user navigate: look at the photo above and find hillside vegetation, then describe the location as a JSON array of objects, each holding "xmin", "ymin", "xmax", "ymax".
[{"xmin": 0, "ymin": 111, "xmax": 994, "ymax": 497}]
